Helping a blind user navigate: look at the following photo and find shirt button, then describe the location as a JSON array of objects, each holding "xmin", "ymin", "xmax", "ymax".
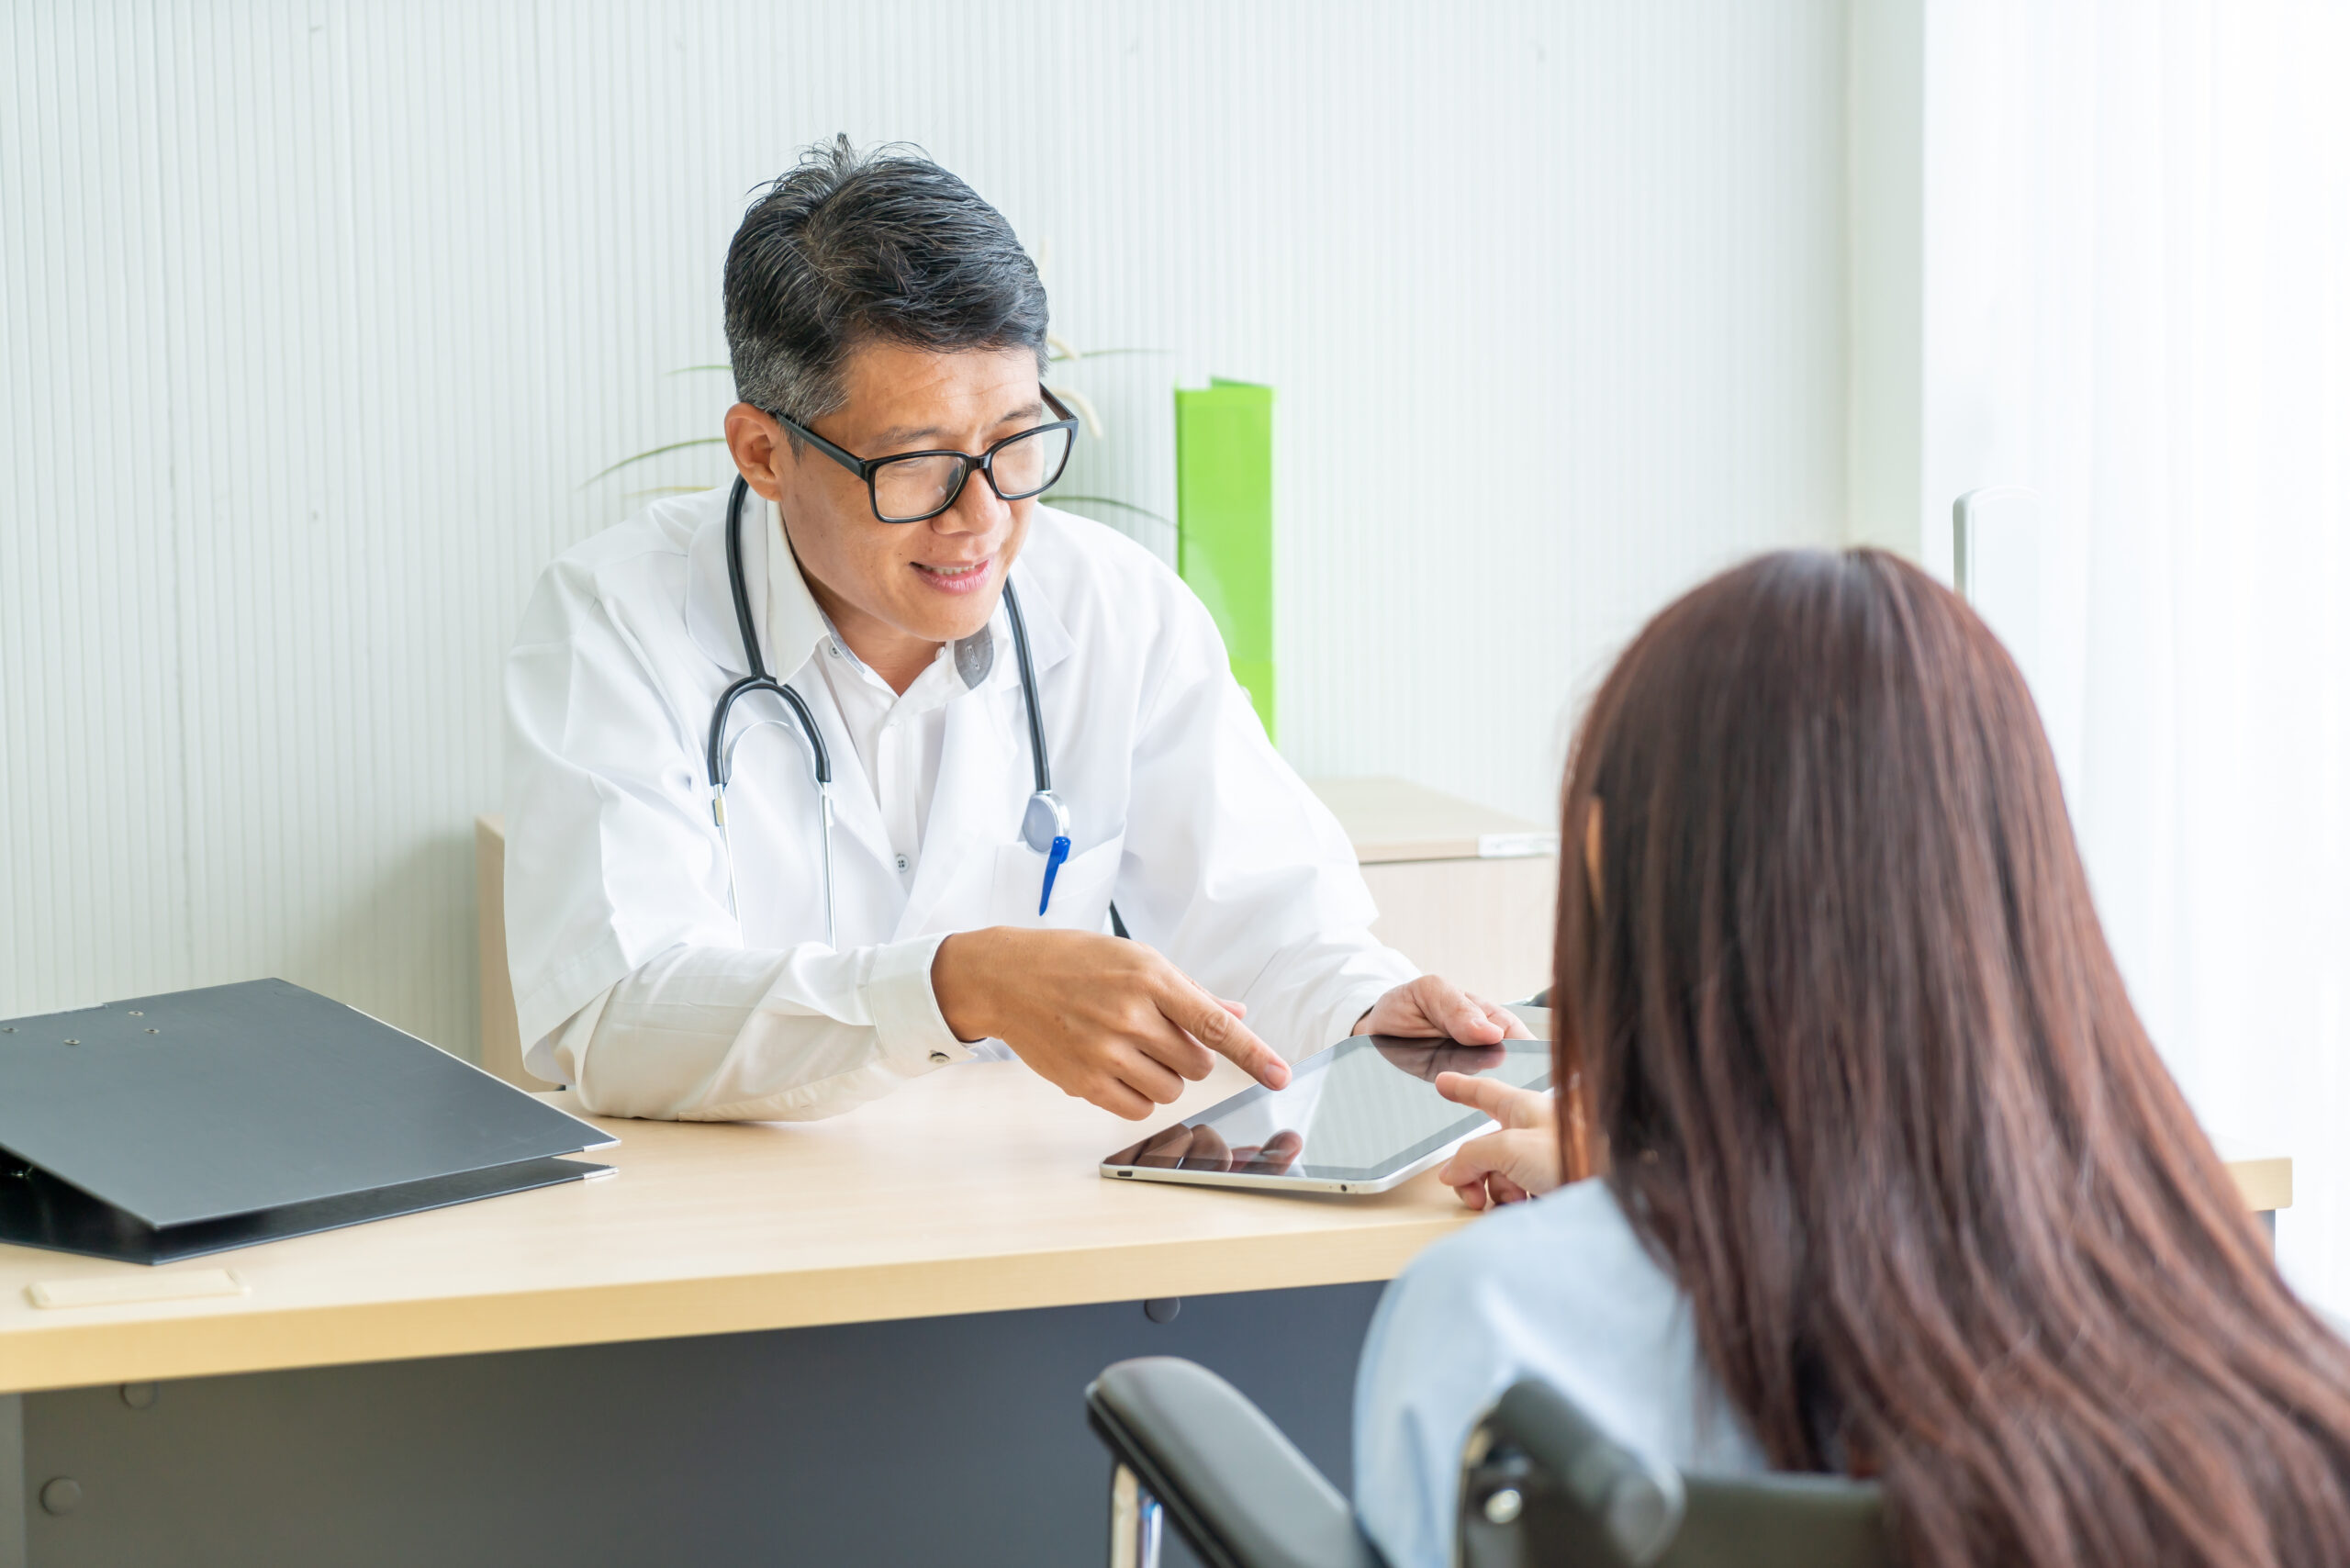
[
  {"xmin": 895, "ymin": 855, "xmax": 910, "ymax": 871},
  {"xmin": 828, "ymin": 643, "xmax": 842, "ymax": 659},
  {"xmin": 929, "ymin": 1050, "xmax": 950, "ymax": 1065}
]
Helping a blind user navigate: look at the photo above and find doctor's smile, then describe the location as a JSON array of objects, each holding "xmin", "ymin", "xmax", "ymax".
[{"xmin": 910, "ymin": 557, "xmax": 995, "ymax": 593}]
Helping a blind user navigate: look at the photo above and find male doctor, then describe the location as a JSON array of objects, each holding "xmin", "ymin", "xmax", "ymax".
[{"xmin": 504, "ymin": 139, "xmax": 1525, "ymax": 1124}]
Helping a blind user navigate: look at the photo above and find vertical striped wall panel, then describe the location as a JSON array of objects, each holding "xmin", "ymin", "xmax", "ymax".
[{"xmin": 1, "ymin": 0, "xmax": 1846, "ymax": 1056}]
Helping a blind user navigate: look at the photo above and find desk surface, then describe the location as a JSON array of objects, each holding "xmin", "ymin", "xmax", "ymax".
[
  {"xmin": 0, "ymin": 1058, "xmax": 1471, "ymax": 1395},
  {"xmin": 0, "ymin": 1056, "xmax": 2295, "ymax": 1397}
]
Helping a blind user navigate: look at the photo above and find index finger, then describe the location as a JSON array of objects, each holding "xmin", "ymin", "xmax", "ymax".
[
  {"xmin": 1435, "ymin": 1070, "xmax": 1547, "ymax": 1127},
  {"xmin": 1158, "ymin": 973, "xmax": 1290, "ymax": 1089}
]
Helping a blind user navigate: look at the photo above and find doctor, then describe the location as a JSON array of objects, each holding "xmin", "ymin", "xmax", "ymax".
[{"xmin": 504, "ymin": 138, "xmax": 1526, "ymax": 1123}]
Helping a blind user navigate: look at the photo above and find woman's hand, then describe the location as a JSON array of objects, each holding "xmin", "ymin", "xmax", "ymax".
[{"xmin": 1434, "ymin": 1071, "xmax": 1563, "ymax": 1210}]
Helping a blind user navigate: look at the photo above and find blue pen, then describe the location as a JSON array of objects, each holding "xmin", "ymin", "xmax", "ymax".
[{"xmin": 1038, "ymin": 834, "xmax": 1071, "ymax": 915}]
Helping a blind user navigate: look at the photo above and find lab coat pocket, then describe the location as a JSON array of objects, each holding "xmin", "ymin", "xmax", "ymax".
[{"xmin": 990, "ymin": 834, "xmax": 1125, "ymax": 932}]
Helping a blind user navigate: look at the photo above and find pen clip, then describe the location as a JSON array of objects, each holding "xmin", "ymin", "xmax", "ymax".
[{"xmin": 1038, "ymin": 834, "xmax": 1071, "ymax": 916}]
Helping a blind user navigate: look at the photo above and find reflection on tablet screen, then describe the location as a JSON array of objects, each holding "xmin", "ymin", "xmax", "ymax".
[{"xmin": 1103, "ymin": 1036, "xmax": 1551, "ymax": 1182}]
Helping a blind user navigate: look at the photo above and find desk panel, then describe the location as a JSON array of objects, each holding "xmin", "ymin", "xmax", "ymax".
[{"xmin": 18, "ymin": 1284, "xmax": 1381, "ymax": 1568}]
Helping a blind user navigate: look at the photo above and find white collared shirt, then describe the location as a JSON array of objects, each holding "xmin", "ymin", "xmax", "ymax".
[{"xmin": 501, "ymin": 487, "xmax": 1418, "ymax": 1121}]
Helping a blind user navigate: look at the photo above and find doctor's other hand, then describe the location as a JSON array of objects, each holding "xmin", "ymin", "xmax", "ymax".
[
  {"xmin": 1351, "ymin": 975, "xmax": 1532, "ymax": 1045},
  {"xmin": 931, "ymin": 928, "xmax": 1291, "ymax": 1120},
  {"xmin": 1433, "ymin": 1071, "xmax": 1563, "ymax": 1211}
]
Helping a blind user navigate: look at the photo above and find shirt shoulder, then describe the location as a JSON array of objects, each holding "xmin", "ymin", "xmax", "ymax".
[
  {"xmin": 514, "ymin": 491, "xmax": 717, "ymax": 644},
  {"xmin": 1373, "ymin": 1180, "xmax": 1685, "ymax": 1387}
]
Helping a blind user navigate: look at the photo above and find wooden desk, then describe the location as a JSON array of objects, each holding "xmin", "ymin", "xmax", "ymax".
[
  {"xmin": 0, "ymin": 1058, "xmax": 1455, "ymax": 1396},
  {"xmin": 0, "ymin": 1059, "xmax": 1455, "ymax": 1566}
]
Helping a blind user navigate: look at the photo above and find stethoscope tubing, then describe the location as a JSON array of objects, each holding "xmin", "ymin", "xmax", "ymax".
[{"xmin": 706, "ymin": 476, "xmax": 1067, "ymax": 943}]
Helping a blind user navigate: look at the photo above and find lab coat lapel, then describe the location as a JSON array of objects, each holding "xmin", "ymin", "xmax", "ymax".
[
  {"xmin": 683, "ymin": 495, "xmax": 758, "ymax": 678},
  {"xmin": 1007, "ymin": 566, "xmax": 1076, "ymax": 683}
]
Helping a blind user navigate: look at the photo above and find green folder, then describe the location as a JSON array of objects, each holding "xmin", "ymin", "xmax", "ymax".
[{"xmin": 1175, "ymin": 378, "xmax": 1276, "ymax": 741}]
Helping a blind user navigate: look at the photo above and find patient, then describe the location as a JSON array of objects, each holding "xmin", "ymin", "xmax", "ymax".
[{"xmin": 1354, "ymin": 549, "xmax": 2350, "ymax": 1568}]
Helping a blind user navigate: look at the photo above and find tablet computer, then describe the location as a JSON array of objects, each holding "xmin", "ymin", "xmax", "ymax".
[{"xmin": 1100, "ymin": 1036, "xmax": 1551, "ymax": 1195}]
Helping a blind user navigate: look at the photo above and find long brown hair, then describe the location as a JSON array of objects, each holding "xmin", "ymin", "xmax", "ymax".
[{"xmin": 1552, "ymin": 549, "xmax": 2350, "ymax": 1567}]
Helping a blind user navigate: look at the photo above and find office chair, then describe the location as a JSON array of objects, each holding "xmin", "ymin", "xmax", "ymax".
[{"xmin": 1085, "ymin": 1356, "xmax": 1889, "ymax": 1568}]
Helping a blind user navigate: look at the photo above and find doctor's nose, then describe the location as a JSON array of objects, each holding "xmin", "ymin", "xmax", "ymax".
[{"xmin": 939, "ymin": 467, "xmax": 1012, "ymax": 536}]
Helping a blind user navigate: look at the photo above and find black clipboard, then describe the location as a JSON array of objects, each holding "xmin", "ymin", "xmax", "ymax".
[{"xmin": 0, "ymin": 979, "xmax": 615, "ymax": 1264}]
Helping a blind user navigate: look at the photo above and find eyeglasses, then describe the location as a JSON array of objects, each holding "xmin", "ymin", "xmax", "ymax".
[{"xmin": 773, "ymin": 388, "xmax": 1080, "ymax": 524}]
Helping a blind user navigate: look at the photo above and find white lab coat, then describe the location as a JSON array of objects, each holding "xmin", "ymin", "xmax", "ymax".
[{"xmin": 503, "ymin": 486, "xmax": 1417, "ymax": 1120}]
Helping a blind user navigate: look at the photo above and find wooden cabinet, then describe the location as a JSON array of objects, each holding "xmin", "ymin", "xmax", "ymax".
[{"xmin": 1304, "ymin": 776, "xmax": 1558, "ymax": 1006}]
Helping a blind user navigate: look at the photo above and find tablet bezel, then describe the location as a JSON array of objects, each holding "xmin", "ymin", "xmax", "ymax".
[{"xmin": 1098, "ymin": 1036, "xmax": 1554, "ymax": 1195}]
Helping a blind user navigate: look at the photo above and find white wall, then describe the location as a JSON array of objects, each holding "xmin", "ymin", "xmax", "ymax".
[{"xmin": 1, "ymin": 0, "xmax": 1848, "ymax": 1058}]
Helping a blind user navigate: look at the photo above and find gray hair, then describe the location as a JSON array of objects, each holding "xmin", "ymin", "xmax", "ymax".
[{"xmin": 723, "ymin": 137, "xmax": 1050, "ymax": 434}]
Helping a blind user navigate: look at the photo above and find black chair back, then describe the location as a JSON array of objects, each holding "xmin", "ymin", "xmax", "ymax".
[{"xmin": 1458, "ymin": 1379, "xmax": 1891, "ymax": 1568}]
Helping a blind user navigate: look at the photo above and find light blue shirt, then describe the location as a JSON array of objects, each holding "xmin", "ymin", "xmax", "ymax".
[{"xmin": 1352, "ymin": 1179, "xmax": 1770, "ymax": 1568}]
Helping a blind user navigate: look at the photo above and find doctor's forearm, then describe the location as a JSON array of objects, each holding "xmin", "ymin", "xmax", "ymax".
[{"xmin": 558, "ymin": 938, "xmax": 968, "ymax": 1120}]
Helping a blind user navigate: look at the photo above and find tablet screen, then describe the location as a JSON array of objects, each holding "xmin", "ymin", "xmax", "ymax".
[{"xmin": 1102, "ymin": 1036, "xmax": 1552, "ymax": 1184}]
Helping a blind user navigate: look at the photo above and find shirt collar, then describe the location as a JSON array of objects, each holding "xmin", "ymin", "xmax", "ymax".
[{"xmin": 762, "ymin": 497, "xmax": 838, "ymax": 679}]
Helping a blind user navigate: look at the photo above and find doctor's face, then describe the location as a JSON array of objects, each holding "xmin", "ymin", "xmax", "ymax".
[{"xmin": 729, "ymin": 342, "xmax": 1042, "ymax": 665}]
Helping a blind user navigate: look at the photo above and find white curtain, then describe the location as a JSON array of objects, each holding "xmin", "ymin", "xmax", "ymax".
[{"xmin": 1919, "ymin": 1, "xmax": 2350, "ymax": 1310}]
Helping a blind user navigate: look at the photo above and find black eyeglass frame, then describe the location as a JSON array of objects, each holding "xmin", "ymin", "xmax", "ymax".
[{"xmin": 772, "ymin": 386, "xmax": 1080, "ymax": 524}]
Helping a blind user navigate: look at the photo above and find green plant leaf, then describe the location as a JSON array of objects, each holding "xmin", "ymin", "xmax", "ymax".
[{"xmin": 582, "ymin": 437, "xmax": 728, "ymax": 487}]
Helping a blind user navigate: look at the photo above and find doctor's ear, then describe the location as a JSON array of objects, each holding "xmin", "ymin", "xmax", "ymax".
[{"xmin": 724, "ymin": 403, "xmax": 791, "ymax": 501}]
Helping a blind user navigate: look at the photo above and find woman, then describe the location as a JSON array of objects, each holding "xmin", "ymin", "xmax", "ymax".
[{"xmin": 1354, "ymin": 550, "xmax": 2350, "ymax": 1568}]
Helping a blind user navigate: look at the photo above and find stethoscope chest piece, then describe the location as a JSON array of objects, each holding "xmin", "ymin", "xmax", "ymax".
[
  {"xmin": 1022, "ymin": 790, "xmax": 1069, "ymax": 854},
  {"xmin": 1024, "ymin": 790, "xmax": 1072, "ymax": 916}
]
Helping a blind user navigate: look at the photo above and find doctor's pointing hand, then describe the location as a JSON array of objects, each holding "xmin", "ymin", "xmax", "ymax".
[{"xmin": 502, "ymin": 138, "xmax": 1525, "ymax": 1125}]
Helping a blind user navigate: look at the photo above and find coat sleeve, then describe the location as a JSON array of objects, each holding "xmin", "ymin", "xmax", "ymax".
[
  {"xmin": 1111, "ymin": 590, "xmax": 1419, "ymax": 1059},
  {"xmin": 501, "ymin": 558, "xmax": 968, "ymax": 1121}
]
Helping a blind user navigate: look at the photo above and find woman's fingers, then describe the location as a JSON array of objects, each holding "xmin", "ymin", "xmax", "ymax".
[
  {"xmin": 1438, "ymin": 1127, "xmax": 1516, "ymax": 1192},
  {"xmin": 1435, "ymin": 1070, "xmax": 1556, "ymax": 1130},
  {"xmin": 1437, "ymin": 1127, "xmax": 1564, "ymax": 1203}
]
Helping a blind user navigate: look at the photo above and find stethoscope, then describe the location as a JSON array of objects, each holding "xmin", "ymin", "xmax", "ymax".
[{"xmin": 705, "ymin": 476, "xmax": 1075, "ymax": 944}]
